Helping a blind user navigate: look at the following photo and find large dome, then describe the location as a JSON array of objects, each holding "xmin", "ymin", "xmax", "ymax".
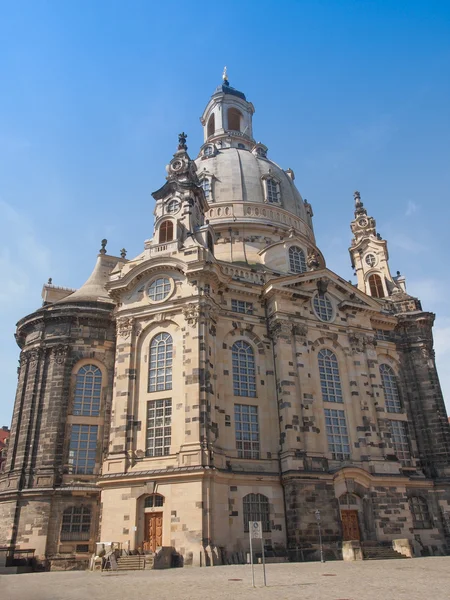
[{"xmin": 195, "ymin": 147, "xmax": 309, "ymax": 222}]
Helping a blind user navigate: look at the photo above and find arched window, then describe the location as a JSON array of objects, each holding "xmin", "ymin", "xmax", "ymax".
[
  {"xmin": 409, "ymin": 496, "xmax": 432, "ymax": 529},
  {"xmin": 368, "ymin": 274, "xmax": 384, "ymax": 298},
  {"xmin": 318, "ymin": 349, "xmax": 343, "ymax": 403},
  {"xmin": 144, "ymin": 494, "xmax": 164, "ymax": 508},
  {"xmin": 148, "ymin": 333, "xmax": 173, "ymax": 392},
  {"xmin": 159, "ymin": 220, "xmax": 174, "ymax": 244},
  {"xmin": 288, "ymin": 246, "xmax": 306, "ymax": 274},
  {"xmin": 243, "ymin": 493, "xmax": 270, "ymax": 532},
  {"xmin": 228, "ymin": 107, "xmax": 242, "ymax": 131},
  {"xmin": 73, "ymin": 365, "xmax": 102, "ymax": 416},
  {"xmin": 232, "ymin": 341, "xmax": 256, "ymax": 397},
  {"xmin": 61, "ymin": 506, "xmax": 91, "ymax": 540},
  {"xmin": 380, "ymin": 364, "xmax": 401, "ymax": 413},
  {"xmin": 207, "ymin": 113, "xmax": 215, "ymax": 138}
]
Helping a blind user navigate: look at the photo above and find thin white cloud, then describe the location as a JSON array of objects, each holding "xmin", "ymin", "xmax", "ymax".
[{"xmin": 405, "ymin": 200, "xmax": 418, "ymax": 217}]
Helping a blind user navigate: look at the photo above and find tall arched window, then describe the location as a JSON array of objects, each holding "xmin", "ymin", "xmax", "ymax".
[
  {"xmin": 380, "ymin": 364, "xmax": 401, "ymax": 413},
  {"xmin": 318, "ymin": 349, "xmax": 343, "ymax": 403},
  {"xmin": 409, "ymin": 496, "xmax": 432, "ymax": 529},
  {"xmin": 207, "ymin": 113, "xmax": 215, "ymax": 138},
  {"xmin": 232, "ymin": 341, "xmax": 256, "ymax": 397},
  {"xmin": 148, "ymin": 333, "xmax": 173, "ymax": 392},
  {"xmin": 368, "ymin": 274, "xmax": 384, "ymax": 298},
  {"xmin": 159, "ymin": 221, "xmax": 174, "ymax": 244},
  {"xmin": 228, "ymin": 107, "xmax": 242, "ymax": 131},
  {"xmin": 243, "ymin": 493, "xmax": 270, "ymax": 532},
  {"xmin": 73, "ymin": 365, "xmax": 102, "ymax": 416},
  {"xmin": 61, "ymin": 506, "xmax": 91, "ymax": 540},
  {"xmin": 288, "ymin": 246, "xmax": 306, "ymax": 273}
]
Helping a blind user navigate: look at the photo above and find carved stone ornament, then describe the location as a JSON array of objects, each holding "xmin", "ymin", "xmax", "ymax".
[
  {"xmin": 52, "ymin": 344, "xmax": 70, "ymax": 365},
  {"xmin": 200, "ymin": 303, "xmax": 219, "ymax": 323},
  {"xmin": 317, "ymin": 277, "xmax": 330, "ymax": 294},
  {"xmin": 269, "ymin": 319, "xmax": 293, "ymax": 341},
  {"xmin": 293, "ymin": 324, "xmax": 308, "ymax": 338},
  {"xmin": 348, "ymin": 333, "xmax": 376, "ymax": 355},
  {"xmin": 183, "ymin": 303, "xmax": 201, "ymax": 326},
  {"xmin": 307, "ymin": 249, "xmax": 321, "ymax": 271},
  {"xmin": 117, "ymin": 317, "xmax": 134, "ymax": 339}
]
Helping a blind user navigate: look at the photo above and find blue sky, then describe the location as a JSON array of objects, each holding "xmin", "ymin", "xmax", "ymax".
[{"xmin": 1, "ymin": 0, "xmax": 450, "ymax": 425}]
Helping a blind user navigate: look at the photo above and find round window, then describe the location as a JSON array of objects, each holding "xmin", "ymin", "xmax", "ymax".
[
  {"xmin": 204, "ymin": 145, "xmax": 214, "ymax": 157},
  {"xmin": 365, "ymin": 253, "xmax": 377, "ymax": 267},
  {"xmin": 166, "ymin": 200, "xmax": 180, "ymax": 214},
  {"xmin": 147, "ymin": 277, "xmax": 172, "ymax": 303},
  {"xmin": 313, "ymin": 292, "xmax": 334, "ymax": 322}
]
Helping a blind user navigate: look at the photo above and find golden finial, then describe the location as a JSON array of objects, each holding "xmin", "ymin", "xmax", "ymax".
[{"xmin": 222, "ymin": 66, "xmax": 228, "ymax": 83}]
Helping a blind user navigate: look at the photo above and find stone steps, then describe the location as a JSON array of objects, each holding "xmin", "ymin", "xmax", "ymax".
[{"xmin": 363, "ymin": 548, "xmax": 407, "ymax": 560}]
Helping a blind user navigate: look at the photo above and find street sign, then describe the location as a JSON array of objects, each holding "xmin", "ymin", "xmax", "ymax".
[{"xmin": 250, "ymin": 521, "xmax": 262, "ymax": 539}]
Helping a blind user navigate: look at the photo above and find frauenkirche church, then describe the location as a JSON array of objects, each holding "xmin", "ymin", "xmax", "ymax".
[{"xmin": 1, "ymin": 73, "xmax": 450, "ymax": 569}]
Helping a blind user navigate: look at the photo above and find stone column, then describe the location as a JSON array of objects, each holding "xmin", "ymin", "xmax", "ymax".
[{"xmin": 397, "ymin": 313, "xmax": 450, "ymax": 477}]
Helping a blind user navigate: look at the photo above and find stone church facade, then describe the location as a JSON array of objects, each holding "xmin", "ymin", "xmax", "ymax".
[{"xmin": 1, "ymin": 75, "xmax": 450, "ymax": 569}]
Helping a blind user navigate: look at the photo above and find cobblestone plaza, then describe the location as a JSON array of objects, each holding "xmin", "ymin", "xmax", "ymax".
[{"xmin": 4, "ymin": 558, "xmax": 450, "ymax": 600}]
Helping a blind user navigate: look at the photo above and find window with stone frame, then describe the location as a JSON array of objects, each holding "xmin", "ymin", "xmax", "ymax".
[
  {"xmin": 243, "ymin": 493, "xmax": 270, "ymax": 532},
  {"xmin": 318, "ymin": 349, "xmax": 343, "ymax": 403},
  {"xmin": 313, "ymin": 292, "xmax": 334, "ymax": 322},
  {"xmin": 232, "ymin": 340, "xmax": 256, "ymax": 397},
  {"xmin": 146, "ymin": 398, "xmax": 172, "ymax": 457},
  {"xmin": 200, "ymin": 177, "xmax": 211, "ymax": 200},
  {"xmin": 68, "ymin": 424, "xmax": 98, "ymax": 475},
  {"xmin": 144, "ymin": 494, "xmax": 164, "ymax": 508},
  {"xmin": 73, "ymin": 364, "xmax": 102, "ymax": 417},
  {"xmin": 234, "ymin": 404, "xmax": 259, "ymax": 459},
  {"xmin": 389, "ymin": 419, "xmax": 411, "ymax": 464},
  {"xmin": 324, "ymin": 409, "xmax": 350, "ymax": 460},
  {"xmin": 61, "ymin": 506, "xmax": 91, "ymax": 541},
  {"xmin": 148, "ymin": 332, "xmax": 173, "ymax": 392},
  {"xmin": 159, "ymin": 220, "xmax": 174, "ymax": 244},
  {"xmin": 380, "ymin": 364, "xmax": 402, "ymax": 413},
  {"xmin": 231, "ymin": 299, "xmax": 253, "ymax": 314},
  {"xmin": 368, "ymin": 273, "xmax": 384, "ymax": 298},
  {"xmin": 288, "ymin": 246, "xmax": 307, "ymax": 273},
  {"xmin": 265, "ymin": 178, "xmax": 280, "ymax": 203},
  {"xmin": 409, "ymin": 496, "xmax": 432, "ymax": 529}
]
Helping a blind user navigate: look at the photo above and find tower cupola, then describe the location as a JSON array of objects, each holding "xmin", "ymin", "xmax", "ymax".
[{"xmin": 200, "ymin": 68, "xmax": 255, "ymax": 149}]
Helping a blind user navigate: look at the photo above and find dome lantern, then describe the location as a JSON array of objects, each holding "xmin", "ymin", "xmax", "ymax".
[{"xmin": 200, "ymin": 72, "xmax": 255, "ymax": 147}]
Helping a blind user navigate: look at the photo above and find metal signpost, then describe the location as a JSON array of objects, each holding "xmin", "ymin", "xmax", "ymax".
[{"xmin": 249, "ymin": 521, "xmax": 266, "ymax": 587}]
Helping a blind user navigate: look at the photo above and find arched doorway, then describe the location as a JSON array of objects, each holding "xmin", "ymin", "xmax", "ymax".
[
  {"xmin": 143, "ymin": 494, "xmax": 164, "ymax": 552},
  {"xmin": 339, "ymin": 493, "xmax": 362, "ymax": 541}
]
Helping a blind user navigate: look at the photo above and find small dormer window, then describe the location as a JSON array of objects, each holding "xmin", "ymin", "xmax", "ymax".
[
  {"xmin": 266, "ymin": 178, "xmax": 280, "ymax": 204},
  {"xmin": 256, "ymin": 147, "xmax": 267, "ymax": 158},
  {"xmin": 204, "ymin": 145, "xmax": 214, "ymax": 157},
  {"xmin": 201, "ymin": 178, "xmax": 211, "ymax": 200}
]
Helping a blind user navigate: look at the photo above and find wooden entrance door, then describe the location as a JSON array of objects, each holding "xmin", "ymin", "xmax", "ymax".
[
  {"xmin": 341, "ymin": 510, "xmax": 360, "ymax": 541},
  {"xmin": 144, "ymin": 512, "xmax": 163, "ymax": 551}
]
